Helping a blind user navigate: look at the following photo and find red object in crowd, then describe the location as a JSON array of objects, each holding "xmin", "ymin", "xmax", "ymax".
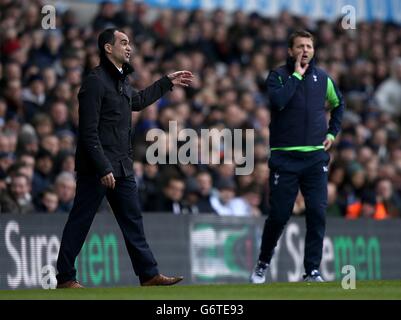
[
  {"xmin": 1, "ymin": 39, "xmax": 21, "ymax": 56},
  {"xmin": 345, "ymin": 201, "xmax": 388, "ymax": 220}
]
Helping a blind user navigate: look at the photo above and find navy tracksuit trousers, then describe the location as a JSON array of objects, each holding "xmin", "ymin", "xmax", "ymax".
[{"xmin": 259, "ymin": 150, "xmax": 329, "ymax": 274}]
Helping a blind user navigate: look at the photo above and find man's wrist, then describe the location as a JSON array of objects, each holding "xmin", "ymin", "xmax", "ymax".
[
  {"xmin": 162, "ymin": 75, "xmax": 174, "ymax": 91},
  {"xmin": 165, "ymin": 74, "xmax": 173, "ymax": 84},
  {"xmin": 326, "ymin": 133, "xmax": 335, "ymax": 141},
  {"xmin": 292, "ymin": 72, "xmax": 303, "ymax": 80}
]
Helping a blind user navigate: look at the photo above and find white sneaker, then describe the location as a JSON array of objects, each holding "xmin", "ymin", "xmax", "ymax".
[
  {"xmin": 303, "ymin": 269, "xmax": 325, "ymax": 282},
  {"xmin": 250, "ymin": 261, "xmax": 268, "ymax": 284}
]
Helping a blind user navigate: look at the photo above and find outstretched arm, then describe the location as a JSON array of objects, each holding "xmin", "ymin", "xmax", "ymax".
[{"xmin": 131, "ymin": 71, "xmax": 193, "ymax": 111}]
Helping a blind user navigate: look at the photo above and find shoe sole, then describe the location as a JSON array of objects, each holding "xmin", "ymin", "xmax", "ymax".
[{"xmin": 141, "ymin": 277, "xmax": 184, "ymax": 286}]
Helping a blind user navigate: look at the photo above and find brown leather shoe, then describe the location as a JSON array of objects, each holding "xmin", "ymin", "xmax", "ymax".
[
  {"xmin": 140, "ymin": 274, "xmax": 183, "ymax": 286},
  {"xmin": 56, "ymin": 280, "xmax": 84, "ymax": 289}
]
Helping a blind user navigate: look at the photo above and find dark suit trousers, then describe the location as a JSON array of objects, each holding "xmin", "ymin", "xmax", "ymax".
[
  {"xmin": 56, "ymin": 175, "xmax": 159, "ymax": 284},
  {"xmin": 259, "ymin": 150, "xmax": 329, "ymax": 274}
]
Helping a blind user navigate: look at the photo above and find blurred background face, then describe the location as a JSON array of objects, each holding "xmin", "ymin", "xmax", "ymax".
[
  {"xmin": 164, "ymin": 179, "xmax": 185, "ymax": 201},
  {"xmin": 219, "ymin": 188, "xmax": 235, "ymax": 204},
  {"xmin": 55, "ymin": 82, "xmax": 72, "ymax": 102},
  {"xmin": 245, "ymin": 191, "xmax": 261, "ymax": 207},
  {"xmin": 376, "ymin": 179, "xmax": 393, "ymax": 200},
  {"xmin": 18, "ymin": 165, "xmax": 34, "ymax": 181},
  {"xmin": 41, "ymin": 136, "xmax": 59, "ymax": 156},
  {"xmin": 59, "ymin": 135, "xmax": 75, "ymax": 151},
  {"xmin": 36, "ymin": 156, "xmax": 53, "ymax": 175},
  {"xmin": 50, "ymin": 103, "xmax": 68, "ymax": 125},
  {"xmin": 42, "ymin": 192, "xmax": 59, "ymax": 212},
  {"xmin": 351, "ymin": 170, "xmax": 366, "ymax": 189},
  {"xmin": 30, "ymin": 79, "xmax": 45, "ymax": 96},
  {"xmin": 61, "ymin": 155, "xmax": 75, "ymax": 173},
  {"xmin": 56, "ymin": 178, "xmax": 76, "ymax": 203},
  {"xmin": 42, "ymin": 68, "xmax": 56, "ymax": 91},
  {"xmin": 339, "ymin": 148, "xmax": 356, "ymax": 163},
  {"xmin": 10, "ymin": 176, "xmax": 30, "ymax": 200},
  {"xmin": 327, "ymin": 183, "xmax": 337, "ymax": 205},
  {"xmin": 20, "ymin": 155, "xmax": 35, "ymax": 169},
  {"xmin": 196, "ymin": 173, "xmax": 212, "ymax": 196},
  {"xmin": 5, "ymin": 80, "xmax": 22, "ymax": 101},
  {"xmin": 144, "ymin": 163, "xmax": 158, "ymax": 178},
  {"xmin": 0, "ymin": 154, "xmax": 14, "ymax": 172},
  {"xmin": 5, "ymin": 63, "xmax": 21, "ymax": 80},
  {"xmin": 361, "ymin": 203, "xmax": 376, "ymax": 217},
  {"xmin": 288, "ymin": 36, "xmax": 314, "ymax": 65}
]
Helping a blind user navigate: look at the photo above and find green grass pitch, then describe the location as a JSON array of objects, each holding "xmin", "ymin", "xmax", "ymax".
[{"xmin": 0, "ymin": 281, "xmax": 400, "ymax": 300}]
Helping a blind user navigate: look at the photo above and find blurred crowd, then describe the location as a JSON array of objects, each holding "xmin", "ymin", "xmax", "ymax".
[{"xmin": 0, "ymin": 0, "xmax": 401, "ymax": 218}]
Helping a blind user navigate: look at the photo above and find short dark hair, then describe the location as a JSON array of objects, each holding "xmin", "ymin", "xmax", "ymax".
[
  {"xmin": 41, "ymin": 187, "xmax": 57, "ymax": 197},
  {"xmin": 165, "ymin": 176, "xmax": 184, "ymax": 188},
  {"xmin": 288, "ymin": 30, "xmax": 314, "ymax": 48},
  {"xmin": 98, "ymin": 28, "xmax": 121, "ymax": 57}
]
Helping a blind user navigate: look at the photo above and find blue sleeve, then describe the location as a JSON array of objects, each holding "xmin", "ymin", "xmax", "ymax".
[{"xmin": 266, "ymin": 70, "xmax": 302, "ymax": 111}]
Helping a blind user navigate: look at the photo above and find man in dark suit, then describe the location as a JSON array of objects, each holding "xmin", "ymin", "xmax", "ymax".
[
  {"xmin": 56, "ymin": 28, "xmax": 193, "ymax": 288},
  {"xmin": 156, "ymin": 176, "xmax": 186, "ymax": 214}
]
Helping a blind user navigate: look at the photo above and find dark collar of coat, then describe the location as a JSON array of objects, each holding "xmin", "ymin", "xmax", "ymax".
[
  {"xmin": 286, "ymin": 56, "xmax": 316, "ymax": 74},
  {"xmin": 100, "ymin": 55, "xmax": 134, "ymax": 80}
]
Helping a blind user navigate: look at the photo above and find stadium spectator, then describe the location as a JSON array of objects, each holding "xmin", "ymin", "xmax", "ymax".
[
  {"xmin": 229, "ymin": 183, "xmax": 262, "ymax": 217},
  {"xmin": 0, "ymin": 151, "xmax": 15, "ymax": 180},
  {"xmin": 92, "ymin": 1, "xmax": 118, "ymax": 31},
  {"xmin": 182, "ymin": 178, "xmax": 201, "ymax": 214},
  {"xmin": 376, "ymin": 178, "xmax": 401, "ymax": 218},
  {"xmin": 0, "ymin": 173, "xmax": 34, "ymax": 214},
  {"xmin": 326, "ymin": 182, "xmax": 343, "ymax": 217},
  {"xmin": 195, "ymin": 171, "xmax": 217, "ymax": 214},
  {"xmin": 210, "ymin": 178, "xmax": 237, "ymax": 216},
  {"xmin": 345, "ymin": 190, "xmax": 388, "ymax": 220},
  {"xmin": 31, "ymin": 148, "xmax": 54, "ymax": 197},
  {"xmin": 35, "ymin": 187, "xmax": 60, "ymax": 213},
  {"xmin": 138, "ymin": 162, "xmax": 160, "ymax": 212},
  {"xmin": 31, "ymin": 113, "xmax": 54, "ymax": 139},
  {"xmin": 22, "ymin": 74, "xmax": 46, "ymax": 122},
  {"xmin": 40, "ymin": 134, "xmax": 60, "ymax": 157},
  {"xmin": 156, "ymin": 176, "xmax": 186, "ymax": 214},
  {"xmin": 54, "ymin": 149, "xmax": 75, "ymax": 175},
  {"xmin": 54, "ymin": 171, "xmax": 75, "ymax": 213},
  {"xmin": 375, "ymin": 58, "xmax": 401, "ymax": 117}
]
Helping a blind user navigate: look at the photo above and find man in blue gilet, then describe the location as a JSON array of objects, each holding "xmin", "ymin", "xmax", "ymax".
[{"xmin": 251, "ymin": 30, "xmax": 344, "ymax": 283}]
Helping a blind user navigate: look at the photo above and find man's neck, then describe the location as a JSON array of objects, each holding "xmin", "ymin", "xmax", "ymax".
[{"xmin": 108, "ymin": 56, "xmax": 123, "ymax": 70}]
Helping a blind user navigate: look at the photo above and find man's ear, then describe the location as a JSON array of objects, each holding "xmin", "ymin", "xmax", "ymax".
[
  {"xmin": 104, "ymin": 43, "xmax": 112, "ymax": 54},
  {"xmin": 288, "ymin": 48, "xmax": 293, "ymax": 57}
]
